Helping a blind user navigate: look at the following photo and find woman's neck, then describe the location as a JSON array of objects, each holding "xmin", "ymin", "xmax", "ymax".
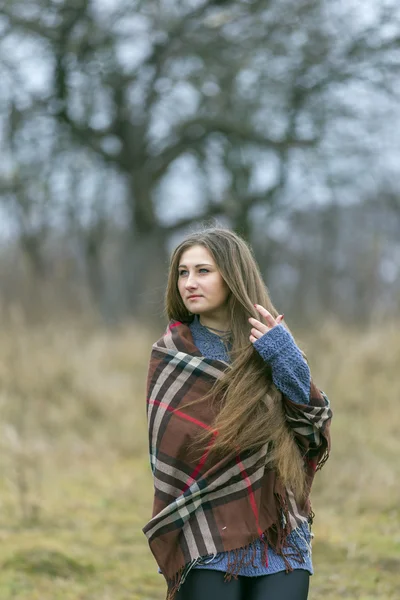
[{"xmin": 198, "ymin": 314, "xmax": 231, "ymax": 333}]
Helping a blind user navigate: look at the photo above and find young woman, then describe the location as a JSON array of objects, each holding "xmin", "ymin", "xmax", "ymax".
[{"xmin": 143, "ymin": 227, "xmax": 332, "ymax": 600}]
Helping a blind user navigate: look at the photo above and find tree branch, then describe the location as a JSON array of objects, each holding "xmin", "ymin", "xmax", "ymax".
[
  {"xmin": 139, "ymin": 0, "xmax": 231, "ymax": 109},
  {"xmin": 164, "ymin": 186, "xmax": 283, "ymax": 233},
  {"xmin": 150, "ymin": 116, "xmax": 317, "ymax": 182},
  {"xmin": 0, "ymin": 13, "xmax": 58, "ymax": 41}
]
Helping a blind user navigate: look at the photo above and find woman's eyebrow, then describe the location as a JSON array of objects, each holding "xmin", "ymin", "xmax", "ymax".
[{"xmin": 178, "ymin": 263, "xmax": 213, "ymax": 268}]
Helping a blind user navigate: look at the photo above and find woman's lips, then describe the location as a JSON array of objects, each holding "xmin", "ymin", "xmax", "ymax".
[{"xmin": 188, "ymin": 296, "xmax": 202, "ymax": 300}]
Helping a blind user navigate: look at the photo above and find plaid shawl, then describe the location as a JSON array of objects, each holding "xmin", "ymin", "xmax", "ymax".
[{"xmin": 143, "ymin": 321, "xmax": 332, "ymax": 599}]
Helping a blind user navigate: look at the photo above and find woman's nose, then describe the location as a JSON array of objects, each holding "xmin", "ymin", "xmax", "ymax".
[{"xmin": 185, "ymin": 273, "xmax": 198, "ymax": 288}]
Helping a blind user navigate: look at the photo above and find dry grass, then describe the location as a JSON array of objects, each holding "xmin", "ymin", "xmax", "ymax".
[{"xmin": 0, "ymin": 314, "xmax": 399, "ymax": 599}]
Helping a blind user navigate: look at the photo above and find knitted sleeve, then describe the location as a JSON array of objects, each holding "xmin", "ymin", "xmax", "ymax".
[
  {"xmin": 253, "ymin": 324, "xmax": 311, "ymax": 404},
  {"xmin": 253, "ymin": 325, "xmax": 332, "ymax": 464}
]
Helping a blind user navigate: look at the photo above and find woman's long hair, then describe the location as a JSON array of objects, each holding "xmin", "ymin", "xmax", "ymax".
[{"xmin": 165, "ymin": 226, "xmax": 307, "ymax": 500}]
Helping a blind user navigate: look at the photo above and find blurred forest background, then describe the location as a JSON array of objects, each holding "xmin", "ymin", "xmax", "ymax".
[
  {"xmin": 0, "ymin": 1, "xmax": 399, "ymax": 599},
  {"xmin": 0, "ymin": 0, "xmax": 399, "ymax": 324}
]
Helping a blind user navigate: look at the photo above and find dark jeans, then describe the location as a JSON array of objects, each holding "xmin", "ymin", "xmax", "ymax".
[{"xmin": 175, "ymin": 568, "xmax": 310, "ymax": 600}]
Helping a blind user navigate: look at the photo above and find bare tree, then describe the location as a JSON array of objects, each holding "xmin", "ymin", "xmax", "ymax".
[{"xmin": 0, "ymin": 0, "xmax": 399, "ymax": 319}]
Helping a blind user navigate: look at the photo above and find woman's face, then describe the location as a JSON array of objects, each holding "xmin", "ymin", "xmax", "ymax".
[{"xmin": 177, "ymin": 245, "xmax": 230, "ymax": 316}]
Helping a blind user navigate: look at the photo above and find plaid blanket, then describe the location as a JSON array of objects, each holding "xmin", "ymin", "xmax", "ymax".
[{"xmin": 143, "ymin": 321, "xmax": 332, "ymax": 599}]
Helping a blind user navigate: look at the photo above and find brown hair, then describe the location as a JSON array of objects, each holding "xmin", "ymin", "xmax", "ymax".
[{"xmin": 165, "ymin": 226, "xmax": 307, "ymax": 499}]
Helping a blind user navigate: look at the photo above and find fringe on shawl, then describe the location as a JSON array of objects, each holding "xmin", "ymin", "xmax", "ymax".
[
  {"xmin": 316, "ymin": 444, "xmax": 330, "ymax": 472},
  {"xmin": 165, "ymin": 491, "xmax": 309, "ymax": 600},
  {"xmin": 166, "ymin": 559, "xmax": 200, "ymax": 600},
  {"xmin": 164, "ymin": 445, "xmax": 329, "ymax": 598}
]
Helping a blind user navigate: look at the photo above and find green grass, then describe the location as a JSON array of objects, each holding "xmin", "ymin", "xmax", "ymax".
[
  {"xmin": 0, "ymin": 318, "xmax": 399, "ymax": 599},
  {"xmin": 0, "ymin": 458, "xmax": 164, "ymax": 600},
  {"xmin": 0, "ymin": 456, "xmax": 398, "ymax": 600}
]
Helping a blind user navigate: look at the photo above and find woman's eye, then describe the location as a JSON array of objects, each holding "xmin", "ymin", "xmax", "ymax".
[{"xmin": 178, "ymin": 269, "xmax": 209, "ymax": 276}]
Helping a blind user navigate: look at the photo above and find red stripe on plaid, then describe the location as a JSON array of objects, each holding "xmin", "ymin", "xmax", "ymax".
[
  {"xmin": 182, "ymin": 433, "xmax": 218, "ymax": 493},
  {"xmin": 148, "ymin": 399, "xmax": 212, "ymax": 431},
  {"xmin": 306, "ymin": 457, "xmax": 317, "ymax": 472},
  {"xmin": 235, "ymin": 455, "xmax": 263, "ymax": 537}
]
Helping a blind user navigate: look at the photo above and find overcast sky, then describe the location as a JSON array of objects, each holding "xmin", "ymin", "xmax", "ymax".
[{"xmin": 0, "ymin": 0, "xmax": 399, "ymax": 241}]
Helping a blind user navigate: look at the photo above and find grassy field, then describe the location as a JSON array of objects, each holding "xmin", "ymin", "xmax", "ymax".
[{"xmin": 0, "ymin": 315, "xmax": 399, "ymax": 599}]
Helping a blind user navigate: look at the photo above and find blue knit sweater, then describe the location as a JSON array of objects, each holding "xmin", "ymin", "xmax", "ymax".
[{"xmin": 189, "ymin": 315, "xmax": 314, "ymax": 576}]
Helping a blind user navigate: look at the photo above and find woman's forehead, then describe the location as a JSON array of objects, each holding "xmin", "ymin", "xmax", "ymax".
[{"xmin": 179, "ymin": 245, "xmax": 215, "ymax": 266}]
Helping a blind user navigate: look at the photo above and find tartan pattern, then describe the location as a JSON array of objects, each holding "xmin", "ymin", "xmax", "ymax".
[
  {"xmin": 143, "ymin": 321, "xmax": 332, "ymax": 598},
  {"xmin": 283, "ymin": 385, "xmax": 331, "ymax": 465}
]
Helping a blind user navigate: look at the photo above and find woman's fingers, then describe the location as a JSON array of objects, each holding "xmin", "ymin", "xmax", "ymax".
[
  {"xmin": 251, "ymin": 327, "xmax": 264, "ymax": 339},
  {"xmin": 248, "ymin": 317, "xmax": 268, "ymax": 336},
  {"xmin": 254, "ymin": 304, "xmax": 278, "ymax": 327},
  {"xmin": 249, "ymin": 306, "xmax": 284, "ymax": 344}
]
